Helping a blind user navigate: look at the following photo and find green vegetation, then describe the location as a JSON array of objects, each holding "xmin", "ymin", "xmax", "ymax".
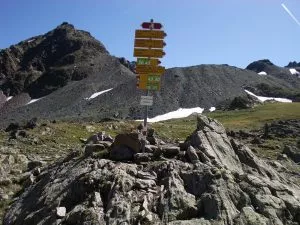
[{"xmin": 152, "ymin": 103, "xmax": 300, "ymax": 140}]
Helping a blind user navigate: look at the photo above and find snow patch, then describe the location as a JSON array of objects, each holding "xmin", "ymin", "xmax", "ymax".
[
  {"xmin": 85, "ymin": 88, "xmax": 113, "ymax": 100},
  {"xmin": 289, "ymin": 68, "xmax": 300, "ymax": 75},
  {"xmin": 209, "ymin": 107, "xmax": 216, "ymax": 112},
  {"xmin": 6, "ymin": 96, "xmax": 13, "ymax": 101},
  {"xmin": 26, "ymin": 98, "xmax": 42, "ymax": 105},
  {"xmin": 258, "ymin": 71, "xmax": 267, "ymax": 75},
  {"xmin": 145, "ymin": 107, "xmax": 204, "ymax": 123},
  {"xmin": 27, "ymin": 39, "xmax": 35, "ymax": 43},
  {"xmin": 245, "ymin": 90, "xmax": 292, "ymax": 103}
]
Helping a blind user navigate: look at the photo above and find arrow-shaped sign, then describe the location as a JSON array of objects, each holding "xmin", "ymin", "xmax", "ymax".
[
  {"xmin": 134, "ymin": 49, "xmax": 165, "ymax": 58},
  {"xmin": 135, "ymin": 30, "xmax": 167, "ymax": 39},
  {"xmin": 134, "ymin": 39, "xmax": 166, "ymax": 48},
  {"xmin": 137, "ymin": 58, "xmax": 161, "ymax": 66},
  {"xmin": 136, "ymin": 65, "xmax": 165, "ymax": 74}
]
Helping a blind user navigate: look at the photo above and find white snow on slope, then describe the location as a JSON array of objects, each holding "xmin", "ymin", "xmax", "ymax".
[
  {"xmin": 6, "ymin": 96, "xmax": 13, "ymax": 101},
  {"xmin": 26, "ymin": 98, "xmax": 42, "ymax": 105},
  {"xmin": 85, "ymin": 88, "xmax": 113, "ymax": 100},
  {"xmin": 209, "ymin": 107, "xmax": 216, "ymax": 112},
  {"xmin": 245, "ymin": 90, "xmax": 292, "ymax": 103},
  {"xmin": 258, "ymin": 71, "xmax": 267, "ymax": 75},
  {"xmin": 27, "ymin": 39, "xmax": 35, "ymax": 43},
  {"xmin": 146, "ymin": 107, "xmax": 204, "ymax": 123},
  {"xmin": 290, "ymin": 68, "xmax": 300, "ymax": 75}
]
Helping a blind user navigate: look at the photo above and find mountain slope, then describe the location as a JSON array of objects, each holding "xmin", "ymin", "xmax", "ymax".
[{"xmin": 1, "ymin": 24, "xmax": 300, "ymax": 128}]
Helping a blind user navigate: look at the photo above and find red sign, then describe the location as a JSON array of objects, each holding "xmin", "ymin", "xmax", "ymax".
[{"xmin": 141, "ymin": 22, "xmax": 162, "ymax": 30}]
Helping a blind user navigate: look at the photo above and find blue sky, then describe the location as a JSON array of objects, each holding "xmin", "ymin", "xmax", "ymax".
[{"xmin": 0, "ymin": 0, "xmax": 299, "ymax": 69}]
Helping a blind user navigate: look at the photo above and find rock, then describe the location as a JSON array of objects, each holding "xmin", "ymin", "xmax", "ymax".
[
  {"xmin": 234, "ymin": 207, "xmax": 269, "ymax": 225},
  {"xmin": 0, "ymin": 194, "xmax": 9, "ymax": 200},
  {"xmin": 10, "ymin": 130, "xmax": 27, "ymax": 139},
  {"xmin": 146, "ymin": 136, "xmax": 157, "ymax": 145},
  {"xmin": 134, "ymin": 153, "xmax": 153, "ymax": 163},
  {"xmin": 33, "ymin": 167, "xmax": 41, "ymax": 176},
  {"xmin": 283, "ymin": 145, "xmax": 300, "ymax": 163},
  {"xmin": 98, "ymin": 141, "xmax": 112, "ymax": 148},
  {"xmin": 27, "ymin": 160, "xmax": 44, "ymax": 171},
  {"xmin": 2, "ymin": 155, "xmax": 15, "ymax": 165},
  {"xmin": 84, "ymin": 144, "xmax": 106, "ymax": 156},
  {"xmin": 162, "ymin": 146, "xmax": 180, "ymax": 158},
  {"xmin": 23, "ymin": 173, "xmax": 35, "ymax": 187},
  {"xmin": 86, "ymin": 134, "xmax": 99, "ymax": 144},
  {"xmin": 0, "ymin": 178, "xmax": 12, "ymax": 186},
  {"xmin": 56, "ymin": 207, "xmax": 66, "ymax": 218},
  {"xmin": 24, "ymin": 117, "xmax": 38, "ymax": 129},
  {"xmin": 110, "ymin": 145, "xmax": 135, "ymax": 161},
  {"xmin": 186, "ymin": 146, "xmax": 200, "ymax": 163},
  {"xmin": 103, "ymin": 135, "xmax": 114, "ymax": 143},
  {"xmin": 3, "ymin": 116, "xmax": 300, "ymax": 225},
  {"xmin": 5, "ymin": 122, "xmax": 20, "ymax": 132},
  {"xmin": 15, "ymin": 154, "xmax": 28, "ymax": 164},
  {"xmin": 179, "ymin": 141, "xmax": 190, "ymax": 151},
  {"xmin": 113, "ymin": 133, "xmax": 142, "ymax": 153},
  {"xmin": 251, "ymin": 137, "xmax": 263, "ymax": 144},
  {"xmin": 85, "ymin": 125, "xmax": 95, "ymax": 133},
  {"xmin": 147, "ymin": 128, "xmax": 155, "ymax": 137},
  {"xmin": 277, "ymin": 154, "xmax": 288, "ymax": 161}
]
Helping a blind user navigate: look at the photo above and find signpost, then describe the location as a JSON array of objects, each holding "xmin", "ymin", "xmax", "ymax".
[
  {"xmin": 141, "ymin": 22, "xmax": 162, "ymax": 29},
  {"xmin": 140, "ymin": 95, "xmax": 154, "ymax": 106},
  {"xmin": 135, "ymin": 30, "xmax": 167, "ymax": 39},
  {"xmin": 136, "ymin": 65, "xmax": 165, "ymax": 74},
  {"xmin": 133, "ymin": 19, "xmax": 166, "ymax": 144},
  {"xmin": 134, "ymin": 49, "xmax": 165, "ymax": 58},
  {"xmin": 136, "ymin": 58, "xmax": 161, "ymax": 66},
  {"xmin": 134, "ymin": 39, "xmax": 166, "ymax": 48}
]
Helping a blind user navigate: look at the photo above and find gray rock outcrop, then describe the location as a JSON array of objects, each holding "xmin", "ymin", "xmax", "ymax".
[{"xmin": 3, "ymin": 116, "xmax": 300, "ymax": 225}]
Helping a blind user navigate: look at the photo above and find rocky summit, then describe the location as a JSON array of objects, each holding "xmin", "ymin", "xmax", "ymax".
[
  {"xmin": 0, "ymin": 23, "xmax": 300, "ymax": 127},
  {"xmin": 3, "ymin": 116, "xmax": 300, "ymax": 225}
]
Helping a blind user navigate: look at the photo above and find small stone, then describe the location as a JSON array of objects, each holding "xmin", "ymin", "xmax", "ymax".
[
  {"xmin": 0, "ymin": 194, "xmax": 9, "ymax": 200},
  {"xmin": 162, "ymin": 146, "xmax": 180, "ymax": 158},
  {"xmin": 33, "ymin": 167, "xmax": 41, "ymax": 176},
  {"xmin": 85, "ymin": 144, "xmax": 106, "ymax": 156},
  {"xmin": 56, "ymin": 207, "xmax": 66, "ymax": 218},
  {"xmin": 28, "ymin": 161, "xmax": 44, "ymax": 171},
  {"xmin": 85, "ymin": 125, "xmax": 96, "ymax": 133},
  {"xmin": 0, "ymin": 178, "xmax": 12, "ymax": 186}
]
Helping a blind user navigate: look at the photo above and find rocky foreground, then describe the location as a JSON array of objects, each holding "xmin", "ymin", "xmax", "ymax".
[{"xmin": 2, "ymin": 116, "xmax": 300, "ymax": 225}]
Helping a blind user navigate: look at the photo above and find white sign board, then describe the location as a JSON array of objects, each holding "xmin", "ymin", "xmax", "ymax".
[{"xmin": 140, "ymin": 95, "xmax": 153, "ymax": 106}]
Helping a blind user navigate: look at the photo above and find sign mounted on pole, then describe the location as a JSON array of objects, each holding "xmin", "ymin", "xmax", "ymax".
[
  {"xmin": 134, "ymin": 49, "xmax": 165, "ymax": 58},
  {"xmin": 141, "ymin": 22, "xmax": 162, "ymax": 29},
  {"xmin": 135, "ymin": 30, "xmax": 167, "ymax": 39},
  {"xmin": 140, "ymin": 95, "xmax": 153, "ymax": 106},
  {"xmin": 136, "ymin": 65, "xmax": 165, "ymax": 74},
  {"xmin": 134, "ymin": 39, "xmax": 166, "ymax": 48},
  {"xmin": 136, "ymin": 58, "xmax": 161, "ymax": 66}
]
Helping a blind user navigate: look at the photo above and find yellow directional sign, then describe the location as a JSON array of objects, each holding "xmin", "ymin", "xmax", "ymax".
[
  {"xmin": 136, "ymin": 65, "xmax": 165, "ymax": 74},
  {"xmin": 135, "ymin": 30, "xmax": 166, "ymax": 39},
  {"xmin": 137, "ymin": 74, "xmax": 161, "ymax": 83},
  {"xmin": 134, "ymin": 48, "xmax": 165, "ymax": 58},
  {"xmin": 134, "ymin": 39, "xmax": 165, "ymax": 48}
]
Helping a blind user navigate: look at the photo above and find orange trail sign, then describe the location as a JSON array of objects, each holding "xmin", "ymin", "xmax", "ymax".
[
  {"xmin": 136, "ymin": 65, "xmax": 165, "ymax": 74},
  {"xmin": 134, "ymin": 48, "xmax": 165, "ymax": 58},
  {"xmin": 135, "ymin": 30, "xmax": 166, "ymax": 39},
  {"xmin": 134, "ymin": 39, "xmax": 166, "ymax": 48}
]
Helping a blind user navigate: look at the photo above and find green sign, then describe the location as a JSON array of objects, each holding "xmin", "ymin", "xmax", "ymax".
[
  {"xmin": 148, "ymin": 75, "xmax": 161, "ymax": 82},
  {"xmin": 137, "ymin": 58, "xmax": 150, "ymax": 65}
]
